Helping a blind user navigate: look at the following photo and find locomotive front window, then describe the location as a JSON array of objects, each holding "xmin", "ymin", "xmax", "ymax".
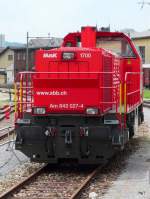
[
  {"xmin": 65, "ymin": 42, "xmax": 72, "ymax": 47},
  {"xmin": 96, "ymin": 37, "xmax": 136, "ymax": 58}
]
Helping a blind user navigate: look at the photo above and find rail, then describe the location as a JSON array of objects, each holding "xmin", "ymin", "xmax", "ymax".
[
  {"xmin": 0, "ymin": 164, "xmax": 103, "ymax": 199},
  {"xmin": 0, "ymin": 164, "xmax": 47, "ymax": 199},
  {"xmin": 70, "ymin": 165, "xmax": 102, "ymax": 199},
  {"xmin": 0, "ymin": 125, "xmax": 15, "ymax": 145}
]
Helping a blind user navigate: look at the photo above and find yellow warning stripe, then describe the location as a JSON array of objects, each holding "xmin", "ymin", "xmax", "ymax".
[
  {"xmin": 124, "ymin": 83, "xmax": 127, "ymax": 113},
  {"xmin": 20, "ymin": 77, "xmax": 23, "ymax": 112},
  {"xmin": 119, "ymin": 83, "xmax": 122, "ymax": 114}
]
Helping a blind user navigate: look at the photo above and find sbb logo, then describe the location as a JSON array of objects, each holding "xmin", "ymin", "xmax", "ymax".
[{"xmin": 43, "ymin": 53, "xmax": 57, "ymax": 58}]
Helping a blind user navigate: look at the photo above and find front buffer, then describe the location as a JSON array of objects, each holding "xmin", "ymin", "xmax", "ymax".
[{"xmin": 15, "ymin": 113, "xmax": 126, "ymax": 165}]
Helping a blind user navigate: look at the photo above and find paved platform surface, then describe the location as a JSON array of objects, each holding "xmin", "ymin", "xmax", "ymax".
[
  {"xmin": 0, "ymin": 92, "xmax": 10, "ymax": 102},
  {"xmin": 0, "ymin": 142, "xmax": 29, "ymax": 179},
  {"xmin": 0, "ymin": 110, "xmax": 28, "ymax": 179},
  {"xmin": 0, "ymin": 113, "xmax": 14, "ymax": 130},
  {"xmin": 102, "ymin": 108, "xmax": 150, "ymax": 199}
]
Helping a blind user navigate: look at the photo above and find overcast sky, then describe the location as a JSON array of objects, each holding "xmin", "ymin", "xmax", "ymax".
[{"xmin": 0, "ymin": 0, "xmax": 150, "ymax": 42}]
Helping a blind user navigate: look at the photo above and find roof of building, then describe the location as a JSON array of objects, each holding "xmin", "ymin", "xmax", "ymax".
[
  {"xmin": 0, "ymin": 48, "xmax": 5, "ymax": 54},
  {"xmin": 0, "ymin": 37, "xmax": 63, "ymax": 56},
  {"xmin": 28, "ymin": 37, "xmax": 62, "ymax": 48},
  {"xmin": 0, "ymin": 46, "xmax": 21, "ymax": 55},
  {"xmin": 131, "ymin": 30, "xmax": 150, "ymax": 39},
  {"xmin": 121, "ymin": 28, "xmax": 150, "ymax": 39}
]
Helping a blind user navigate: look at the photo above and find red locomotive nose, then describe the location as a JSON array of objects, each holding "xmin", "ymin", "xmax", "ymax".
[{"xmin": 15, "ymin": 26, "xmax": 143, "ymax": 165}]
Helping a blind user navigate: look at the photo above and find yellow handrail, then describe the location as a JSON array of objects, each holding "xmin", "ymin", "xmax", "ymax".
[
  {"xmin": 124, "ymin": 83, "xmax": 127, "ymax": 113},
  {"xmin": 14, "ymin": 83, "xmax": 17, "ymax": 113},
  {"xmin": 20, "ymin": 76, "xmax": 23, "ymax": 112},
  {"xmin": 119, "ymin": 83, "xmax": 122, "ymax": 114}
]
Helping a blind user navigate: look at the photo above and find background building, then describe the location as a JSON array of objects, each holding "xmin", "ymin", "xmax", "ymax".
[
  {"xmin": 131, "ymin": 30, "xmax": 150, "ymax": 88},
  {"xmin": 0, "ymin": 47, "xmax": 14, "ymax": 85},
  {"xmin": 0, "ymin": 37, "xmax": 62, "ymax": 86},
  {"xmin": 131, "ymin": 30, "xmax": 150, "ymax": 64}
]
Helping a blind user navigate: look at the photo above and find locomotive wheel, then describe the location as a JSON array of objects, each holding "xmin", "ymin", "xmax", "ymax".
[
  {"xmin": 129, "ymin": 117, "xmax": 138, "ymax": 138},
  {"xmin": 141, "ymin": 112, "xmax": 144, "ymax": 123},
  {"xmin": 138, "ymin": 112, "xmax": 144, "ymax": 125},
  {"xmin": 129, "ymin": 125, "xmax": 135, "ymax": 138}
]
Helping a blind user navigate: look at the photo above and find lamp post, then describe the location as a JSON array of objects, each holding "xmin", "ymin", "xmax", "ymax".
[{"xmin": 26, "ymin": 32, "xmax": 29, "ymax": 71}]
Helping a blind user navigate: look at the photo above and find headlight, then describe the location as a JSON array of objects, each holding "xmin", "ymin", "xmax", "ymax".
[
  {"xmin": 62, "ymin": 52, "xmax": 75, "ymax": 60},
  {"xmin": 86, "ymin": 108, "xmax": 98, "ymax": 115},
  {"xmin": 33, "ymin": 107, "xmax": 46, "ymax": 115}
]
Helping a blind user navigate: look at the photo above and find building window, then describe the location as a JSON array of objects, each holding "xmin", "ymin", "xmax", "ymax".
[
  {"xmin": 139, "ymin": 46, "xmax": 145, "ymax": 63},
  {"xmin": 17, "ymin": 52, "xmax": 21, "ymax": 60},
  {"xmin": 8, "ymin": 54, "xmax": 13, "ymax": 61},
  {"xmin": 23, "ymin": 52, "xmax": 26, "ymax": 60}
]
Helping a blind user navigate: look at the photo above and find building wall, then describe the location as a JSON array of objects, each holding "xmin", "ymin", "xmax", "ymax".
[
  {"xmin": 14, "ymin": 49, "xmax": 35, "ymax": 76},
  {"xmin": 0, "ymin": 74, "xmax": 6, "ymax": 84},
  {"xmin": 132, "ymin": 38, "xmax": 150, "ymax": 64},
  {"xmin": 0, "ymin": 49, "xmax": 14, "ymax": 69},
  {"xmin": 0, "ymin": 49, "xmax": 14, "ymax": 85}
]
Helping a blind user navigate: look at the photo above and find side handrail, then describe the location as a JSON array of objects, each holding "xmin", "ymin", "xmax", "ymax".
[
  {"xmin": 123, "ymin": 72, "xmax": 143, "ymax": 127},
  {"xmin": 0, "ymin": 126, "xmax": 14, "ymax": 132},
  {"xmin": 0, "ymin": 125, "xmax": 15, "ymax": 146},
  {"xmin": 124, "ymin": 72, "xmax": 143, "ymax": 112},
  {"xmin": 15, "ymin": 71, "xmax": 121, "ymax": 81},
  {"xmin": 125, "ymin": 71, "xmax": 143, "ymax": 82},
  {"xmin": 14, "ymin": 83, "xmax": 17, "ymax": 114}
]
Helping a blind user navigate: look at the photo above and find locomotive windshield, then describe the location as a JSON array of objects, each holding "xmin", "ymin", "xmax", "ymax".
[{"xmin": 96, "ymin": 37, "xmax": 136, "ymax": 58}]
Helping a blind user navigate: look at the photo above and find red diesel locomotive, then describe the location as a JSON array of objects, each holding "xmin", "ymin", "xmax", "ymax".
[{"xmin": 15, "ymin": 27, "xmax": 144, "ymax": 164}]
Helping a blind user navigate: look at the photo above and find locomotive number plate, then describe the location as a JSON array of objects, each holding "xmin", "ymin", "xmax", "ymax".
[{"xmin": 49, "ymin": 103, "xmax": 84, "ymax": 109}]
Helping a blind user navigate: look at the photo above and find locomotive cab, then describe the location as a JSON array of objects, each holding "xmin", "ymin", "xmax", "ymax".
[{"xmin": 15, "ymin": 26, "xmax": 143, "ymax": 164}]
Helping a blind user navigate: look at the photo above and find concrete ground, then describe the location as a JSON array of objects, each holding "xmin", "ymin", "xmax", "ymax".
[
  {"xmin": 101, "ymin": 107, "xmax": 150, "ymax": 199},
  {"xmin": 0, "ymin": 113, "xmax": 14, "ymax": 129},
  {"xmin": 0, "ymin": 92, "xmax": 10, "ymax": 102},
  {"xmin": 0, "ymin": 142, "xmax": 29, "ymax": 179},
  {"xmin": 0, "ymin": 110, "xmax": 29, "ymax": 179}
]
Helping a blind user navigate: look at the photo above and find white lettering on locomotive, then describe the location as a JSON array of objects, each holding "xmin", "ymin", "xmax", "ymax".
[
  {"xmin": 80, "ymin": 53, "xmax": 91, "ymax": 58},
  {"xmin": 36, "ymin": 91, "xmax": 67, "ymax": 96},
  {"xmin": 43, "ymin": 53, "xmax": 57, "ymax": 58},
  {"xmin": 49, "ymin": 104, "xmax": 84, "ymax": 109}
]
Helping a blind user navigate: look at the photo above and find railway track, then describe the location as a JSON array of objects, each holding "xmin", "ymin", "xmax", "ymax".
[
  {"xmin": 0, "ymin": 164, "xmax": 104, "ymax": 199},
  {"xmin": 0, "ymin": 106, "xmax": 14, "ymax": 122},
  {"xmin": 0, "ymin": 102, "xmax": 148, "ymax": 198},
  {"xmin": 143, "ymin": 100, "xmax": 150, "ymax": 108},
  {"xmin": 0, "ymin": 126, "xmax": 14, "ymax": 141},
  {"xmin": 0, "ymin": 105, "xmax": 15, "ymax": 141},
  {"xmin": 0, "ymin": 136, "xmax": 141, "ymax": 199}
]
